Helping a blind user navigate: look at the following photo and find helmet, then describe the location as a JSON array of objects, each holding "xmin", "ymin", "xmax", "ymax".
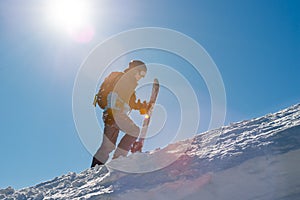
[{"xmin": 125, "ymin": 60, "xmax": 147, "ymax": 73}]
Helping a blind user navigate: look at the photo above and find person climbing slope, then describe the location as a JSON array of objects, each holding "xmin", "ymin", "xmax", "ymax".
[{"xmin": 91, "ymin": 60, "xmax": 149, "ymax": 167}]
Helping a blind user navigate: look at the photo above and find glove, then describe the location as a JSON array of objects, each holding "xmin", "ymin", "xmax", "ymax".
[{"xmin": 139, "ymin": 100, "xmax": 149, "ymax": 115}]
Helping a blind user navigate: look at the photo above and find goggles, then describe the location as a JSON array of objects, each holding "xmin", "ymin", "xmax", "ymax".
[{"xmin": 139, "ymin": 70, "xmax": 146, "ymax": 77}]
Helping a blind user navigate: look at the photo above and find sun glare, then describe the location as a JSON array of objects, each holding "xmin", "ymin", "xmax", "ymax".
[{"xmin": 46, "ymin": 0, "xmax": 95, "ymax": 43}]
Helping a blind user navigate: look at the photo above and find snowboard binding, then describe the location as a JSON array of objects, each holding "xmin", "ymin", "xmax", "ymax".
[{"xmin": 131, "ymin": 141, "xmax": 143, "ymax": 153}]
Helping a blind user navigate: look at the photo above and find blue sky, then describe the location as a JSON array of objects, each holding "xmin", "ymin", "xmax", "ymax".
[{"xmin": 1, "ymin": 0, "xmax": 299, "ymax": 189}]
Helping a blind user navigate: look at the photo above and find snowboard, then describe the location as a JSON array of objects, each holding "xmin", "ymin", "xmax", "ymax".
[{"xmin": 131, "ymin": 78, "xmax": 160, "ymax": 153}]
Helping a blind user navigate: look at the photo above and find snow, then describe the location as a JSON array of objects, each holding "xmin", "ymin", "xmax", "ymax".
[{"xmin": 1, "ymin": 103, "xmax": 300, "ymax": 200}]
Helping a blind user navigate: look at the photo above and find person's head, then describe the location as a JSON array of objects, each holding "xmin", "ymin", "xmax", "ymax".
[{"xmin": 124, "ymin": 60, "xmax": 147, "ymax": 81}]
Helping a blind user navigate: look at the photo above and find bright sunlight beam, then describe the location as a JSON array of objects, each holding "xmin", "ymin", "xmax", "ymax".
[{"xmin": 46, "ymin": 0, "xmax": 95, "ymax": 43}]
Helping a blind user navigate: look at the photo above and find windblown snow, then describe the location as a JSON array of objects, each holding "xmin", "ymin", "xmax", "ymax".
[{"xmin": 1, "ymin": 104, "xmax": 300, "ymax": 200}]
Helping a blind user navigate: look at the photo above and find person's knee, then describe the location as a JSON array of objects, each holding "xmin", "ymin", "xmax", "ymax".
[
  {"xmin": 120, "ymin": 124, "xmax": 140, "ymax": 138},
  {"xmin": 131, "ymin": 125, "xmax": 140, "ymax": 138}
]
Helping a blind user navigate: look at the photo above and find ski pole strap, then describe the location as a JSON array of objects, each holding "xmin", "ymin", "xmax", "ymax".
[{"xmin": 93, "ymin": 94, "xmax": 98, "ymax": 107}]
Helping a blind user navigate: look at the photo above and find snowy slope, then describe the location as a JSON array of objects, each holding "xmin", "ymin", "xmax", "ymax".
[{"xmin": 1, "ymin": 104, "xmax": 300, "ymax": 200}]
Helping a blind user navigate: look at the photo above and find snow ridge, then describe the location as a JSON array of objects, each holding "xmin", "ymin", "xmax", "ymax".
[
  {"xmin": 187, "ymin": 103, "xmax": 300, "ymax": 171},
  {"xmin": 1, "ymin": 103, "xmax": 300, "ymax": 200}
]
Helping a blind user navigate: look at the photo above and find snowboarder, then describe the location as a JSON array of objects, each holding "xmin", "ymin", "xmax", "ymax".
[{"xmin": 91, "ymin": 60, "xmax": 149, "ymax": 167}]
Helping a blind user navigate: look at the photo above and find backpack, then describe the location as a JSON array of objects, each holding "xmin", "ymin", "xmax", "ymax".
[{"xmin": 93, "ymin": 72, "xmax": 123, "ymax": 109}]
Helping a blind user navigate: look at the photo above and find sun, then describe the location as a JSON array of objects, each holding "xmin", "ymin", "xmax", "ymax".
[
  {"xmin": 47, "ymin": 0, "xmax": 89, "ymax": 31},
  {"xmin": 46, "ymin": 0, "xmax": 94, "ymax": 42}
]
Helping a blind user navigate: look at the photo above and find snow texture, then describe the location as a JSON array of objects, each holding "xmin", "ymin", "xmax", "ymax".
[{"xmin": 1, "ymin": 103, "xmax": 300, "ymax": 200}]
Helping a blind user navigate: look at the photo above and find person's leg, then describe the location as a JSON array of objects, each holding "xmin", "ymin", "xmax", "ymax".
[
  {"xmin": 113, "ymin": 113, "xmax": 140, "ymax": 159},
  {"xmin": 113, "ymin": 134, "xmax": 138, "ymax": 159},
  {"xmin": 91, "ymin": 123, "xmax": 119, "ymax": 167}
]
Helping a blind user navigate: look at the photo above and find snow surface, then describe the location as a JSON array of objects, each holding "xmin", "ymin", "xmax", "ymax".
[{"xmin": 1, "ymin": 103, "xmax": 300, "ymax": 200}]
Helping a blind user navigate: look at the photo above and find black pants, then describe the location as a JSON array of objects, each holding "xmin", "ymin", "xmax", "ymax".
[{"xmin": 91, "ymin": 110, "xmax": 140, "ymax": 167}]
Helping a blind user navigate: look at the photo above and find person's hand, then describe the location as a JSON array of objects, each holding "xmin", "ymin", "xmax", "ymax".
[
  {"xmin": 140, "ymin": 108, "xmax": 147, "ymax": 115},
  {"xmin": 139, "ymin": 100, "xmax": 149, "ymax": 115}
]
